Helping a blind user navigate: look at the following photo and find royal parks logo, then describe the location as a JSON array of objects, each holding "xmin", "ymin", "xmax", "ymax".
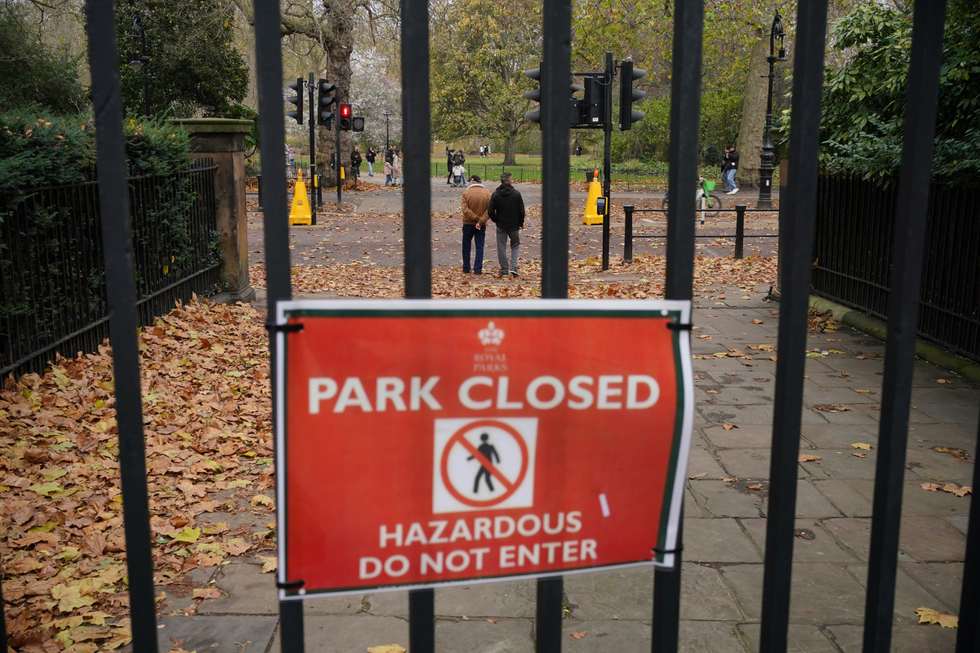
[{"xmin": 474, "ymin": 321, "xmax": 507, "ymax": 372}]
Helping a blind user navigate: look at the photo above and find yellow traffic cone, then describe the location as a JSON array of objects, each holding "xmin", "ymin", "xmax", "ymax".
[
  {"xmin": 289, "ymin": 168, "xmax": 312, "ymax": 226},
  {"xmin": 583, "ymin": 170, "xmax": 604, "ymax": 225}
]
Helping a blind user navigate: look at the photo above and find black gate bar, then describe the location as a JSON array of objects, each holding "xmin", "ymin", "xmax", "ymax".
[
  {"xmin": 758, "ymin": 0, "xmax": 828, "ymax": 650},
  {"xmin": 401, "ymin": 0, "xmax": 435, "ymax": 647},
  {"xmin": 84, "ymin": 2, "xmax": 159, "ymax": 651},
  {"xmin": 863, "ymin": 3, "xmax": 947, "ymax": 651},
  {"xmin": 653, "ymin": 0, "xmax": 701, "ymax": 650},
  {"xmin": 253, "ymin": 0, "xmax": 304, "ymax": 650},
  {"xmin": 957, "ymin": 407, "xmax": 980, "ymax": 651},
  {"xmin": 537, "ymin": 0, "xmax": 572, "ymax": 647}
]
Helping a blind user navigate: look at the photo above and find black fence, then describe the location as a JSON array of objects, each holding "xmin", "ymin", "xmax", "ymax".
[
  {"xmin": 0, "ymin": 160, "xmax": 220, "ymax": 378},
  {"xmin": 812, "ymin": 175, "xmax": 980, "ymax": 362}
]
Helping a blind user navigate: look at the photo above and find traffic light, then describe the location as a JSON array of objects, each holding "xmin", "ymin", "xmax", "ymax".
[
  {"xmin": 317, "ymin": 79, "xmax": 336, "ymax": 127},
  {"xmin": 524, "ymin": 65, "xmax": 542, "ymax": 124},
  {"xmin": 619, "ymin": 60, "xmax": 646, "ymax": 130},
  {"xmin": 582, "ymin": 76, "xmax": 605, "ymax": 126},
  {"xmin": 286, "ymin": 77, "xmax": 303, "ymax": 125},
  {"xmin": 339, "ymin": 104, "xmax": 352, "ymax": 130},
  {"xmin": 352, "ymin": 116, "xmax": 365, "ymax": 132},
  {"xmin": 526, "ymin": 64, "xmax": 586, "ymax": 127}
]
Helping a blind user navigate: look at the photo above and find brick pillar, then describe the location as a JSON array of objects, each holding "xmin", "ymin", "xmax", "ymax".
[{"xmin": 170, "ymin": 118, "xmax": 256, "ymax": 304}]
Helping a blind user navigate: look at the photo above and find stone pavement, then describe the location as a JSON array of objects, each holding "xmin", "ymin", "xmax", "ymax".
[{"xmin": 158, "ymin": 288, "xmax": 977, "ymax": 653}]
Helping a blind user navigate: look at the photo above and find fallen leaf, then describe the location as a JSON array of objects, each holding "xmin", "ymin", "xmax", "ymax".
[
  {"xmin": 936, "ymin": 379, "xmax": 952, "ymax": 384},
  {"xmin": 570, "ymin": 631, "xmax": 588, "ymax": 639},
  {"xmin": 250, "ymin": 494, "xmax": 275, "ymax": 508},
  {"xmin": 852, "ymin": 443, "xmax": 873, "ymax": 451},
  {"xmin": 487, "ymin": 619, "xmax": 497, "ymax": 624},
  {"xmin": 915, "ymin": 607, "xmax": 958, "ymax": 628},
  {"xmin": 751, "ymin": 319, "xmax": 764, "ymax": 324},
  {"xmin": 746, "ymin": 483, "xmax": 764, "ymax": 490},
  {"xmin": 798, "ymin": 454, "xmax": 822, "ymax": 462},
  {"xmin": 688, "ymin": 472, "xmax": 708, "ymax": 479},
  {"xmin": 722, "ymin": 477, "xmax": 738, "ymax": 482},
  {"xmin": 921, "ymin": 483, "xmax": 942, "ymax": 492},
  {"xmin": 258, "ymin": 556, "xmax": 278, "ymax": 573},
  {"xmin": 192, "ymin": 588, "xmax": 222, "ymax": 600},
  {"xmin": 367, "ymin": 646, "xmax": 406, "ymax": 653},
  {"xmin": 815, "ymin": 404, "xmax": 852, "ymax": 413},
  {"xmin": 723, "ymin": 424, "xmax": 739, "ymax": 431},
  {"xmin": 932, "ymin": 446, "xmax": 969, "ymax": 461},
  {"xmin": 706, "ymin": 390, "xmax": 718, "ymax": 394},
  {"xmin": 852, "ymin": 453, "xmax": 866, "ymax": 458}
]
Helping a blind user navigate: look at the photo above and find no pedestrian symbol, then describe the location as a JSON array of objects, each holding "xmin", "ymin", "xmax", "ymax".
[{"xmin": 432, "ymin": 418, "xmax": 538, "ymax": 514}]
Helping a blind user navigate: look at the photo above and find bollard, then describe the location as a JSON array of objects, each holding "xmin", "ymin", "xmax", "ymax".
[
  {"xmin": 317, "ymin": 168, "xmax": 323, "ymax": 210},
  {"xmin": 257, "ymin": 174, "xmax": 263, "ymax": 210},
  {"xmin": 735, "ymin": 204, "xmax": 746, "ymax": 259},
  {"xmin": 624, "ymin": 204, "xmax": 634, "ymax": 263}
]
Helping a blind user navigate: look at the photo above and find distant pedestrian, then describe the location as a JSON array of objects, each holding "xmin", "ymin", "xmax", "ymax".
[
  {"xmin": 722, "ymin": 145, "xmax": 739, "ymax": 194},
  {"xmin": 460, "ymin": 175, "xmax": 491, "ymax": 274},
  {"xmin": 384, "ymin": 158, "xmax": 393, "ymax": 186},
  {"xmin": 350, "ymin": 146, "xmax": 362, "ymax": 179},
  {"xmin": 487, "ymin": 172, "xmax": 525, "ymax": 278},
  {"xmin": 392, "ymin": 149, "xmax": 402, "ymax": 187},
  {"xmin": 366, "ymin": 147, "xmax": 376, "ymax": 176},
  {"xmin": 287, "ymin": 144, "xmax": 295, "ymax": 168},
  {"xmin": 446, "ymin": 147, "xmax": 454, "ymax": 184}
]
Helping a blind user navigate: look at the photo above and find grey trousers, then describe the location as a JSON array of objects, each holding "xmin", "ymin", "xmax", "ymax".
[{"xmin": 496, "ymin": 228, "xmax": 521, "ymax": 274}]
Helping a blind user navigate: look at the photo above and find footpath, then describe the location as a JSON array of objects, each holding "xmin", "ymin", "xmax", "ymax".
[{"xmin": 155, "ymin": 286, "xmax": 977, "ymax": 653}]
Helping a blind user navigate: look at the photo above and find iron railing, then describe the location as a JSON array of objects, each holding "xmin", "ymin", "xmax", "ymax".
[
  {"xmin": 812, "ymin": 175, "xmax": 980, "ymax": 362},
  {"xmin": 41, "ymin": 2, "xmax": 977, "ymax": 653},
  {"xmin": 0, "ymin": 161, "xmax": 220, "ymax": 378}
]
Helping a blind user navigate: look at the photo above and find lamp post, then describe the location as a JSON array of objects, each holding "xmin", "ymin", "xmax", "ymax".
[
  {"xmin": 129, "ymin": 14, "xmax": 151, "ymax": 118},
  {"xmin": 383, "ymin": 110, "xmax": 391, "ymax": 149},
  {"xmin": 758, "ymin": 11, "xmax": 787, "ymax": 210}
]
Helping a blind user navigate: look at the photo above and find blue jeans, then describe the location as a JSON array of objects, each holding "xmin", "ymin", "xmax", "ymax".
[
  {"xmin": 368, "ymin": 161, "xmax": 374, "ymax": 176},
  {"xmin": 725, "ymin": 168, "xmax": 736, "ymax": 191},
  {"xmin": 462, "ymin": 224, "xmax": 485, "ymax": 273},
  {"xmin": 385, "ymin": 174, "xmax": 392, "ymax": 186}
]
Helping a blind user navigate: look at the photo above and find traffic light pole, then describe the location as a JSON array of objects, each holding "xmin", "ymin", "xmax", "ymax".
[
  {"xmin": 307, "ymin": 72, "xmax": 317, "ymax": 225},
  {"xmin": 336, "ymin": 112, "xmax": 342, "ymax": 208},
  {"xmin": 601, "ymin": 51, "xmax": 613, "ymax": 271}
]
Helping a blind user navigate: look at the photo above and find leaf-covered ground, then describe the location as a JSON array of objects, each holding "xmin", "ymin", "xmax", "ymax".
[
  {"xmin": 1, "ymin": 301, "xmax": 275, "ymax": 652},
  {"xmin": 1, "ymin": 255, "xmax": 778, "ymax": 652},
  {"xmin": 249, "ymin": 254, "xmax": 779, "ymax": 300}
]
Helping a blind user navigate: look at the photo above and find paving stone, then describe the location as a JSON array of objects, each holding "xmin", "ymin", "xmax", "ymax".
[
  {"xmin": 798, "ymin": 449, "xmax": 882, "ymax": 480},
  {"xmin": 564, "ymin": 566, "xmax": 652, "ymax": 621},
  {"xmin": 199, "ymin": 561, "xmax": 278, "ymax": 615},
  {"xmin": 716, "ymin": 449, "xmax": 772, "ymax": 479},
  {"xmin": 799, "ymin": 424, "xmax": 879, "ymax": 449},
  {"xmin": 684, "ymin": 488, "xmax": 705, "ymax": 518},
  {"xmin": 690, "ymin": 481, "xmax": 763, "ymax": 518},
  {"xmin": 434, "ymin": 616, "xmax": 533, "ymax": 652},
  {"xmin": 760, "ymin": 481, "xmax": 841, "ymax": 519},
  {"xmin": 740, "ymin": 518, "xmax": 858, "ymax": 562},
  {"xmin": 720, "ymin": 563, "xmax": 865, "ymax": 624},
  {"xmin": 804, "ymin": 370, "xmax": 883, "ymax": 389},
  {"xmin": 903, "ymin": 448, "xmax": 976, "ymax": 485},
  {"xmin": 812, "ymin": 480, "xmax": 874, "ymax": 518},
  {"xmin": 156, "ymin": 615, "xmax": 278, "ymax": 653},
  {"xmin": 829, "ymin": 623, "xmax": 957, "ymax": 653},
  {"xmin": 849, "ymin": 564, "xmax": 951, "ymax": 627},
  {"xmin": 897, "ymin": 515, "xmax": 967, "ymax": 562},
  {"xmin": 684, "ymin": 519, "xmax": 761, "ymax": 563},
  {"xmin": 268, "ymin": 615, "xmax": 409, "ymax": 653},
  {"xmin": 434, "ymin": 581, "xmax": 536, "ymax": 618},
  {"xmin": 560, "ymin": 620, "xmax": 652, "ymax": 652},
  {"xmin": 302, "ymin": 594, "xmax": 364, "ymax": 616},
  {"xmin": 915, "ymin": 403, "xmax": 980, "ymax": 428},
  {"xmin": 678, "ymin": 621, "xmax": 748, "ymax": 652},
  {"xmin": 910, "ymin": 387, "xmax": 980, "ymax": 404},
  {"xmin": 363, "ymin": 590, "xmax": 410, "ymax": 616},
  {"xmin": 807, "ymin": 407, "xmax": 878, "ymax": 425},
  {"xmin": 702, "ymin": 424, "xmax": 774, "ymax": 449},
  {"xmin": 738, "ymin": 623, "xmax": 839, "ymax": 653},
  {"xmin": 901, "ymin": 562, "xmax": 964, "ymax": 613},
  {"xmin": 685, "ymin": 445, "xmax": 729, "ymax": 478},
  {"xmin": 900, "ymin": 480, "xmax": 971, "ymax": 517},
  {"xmin": 906, "ymin": 422, "xmax": 977, "ymax": 452},
  {"xmin": 701, "ymin": 386, "xmax": 774, "ymax": 406},
  {"xmin": 948, "ymin": 515, "xmax": 969, "ymax": 535},
  {"xmin": 804, "ymin": 387, "xmax": 878, "ymax": 405},
  {"xmin": 678, "ymin": 562, "xmax": 744, "ymax": 621}
]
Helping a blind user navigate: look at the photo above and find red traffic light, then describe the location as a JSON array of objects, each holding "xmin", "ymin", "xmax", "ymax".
[
  {"xmin": 339, "ymin": 104, "xmax": 353, "ymax": 130},
  {"xmin": 340, "ymin": 104, "xmax": 351, "ymax": 118}
]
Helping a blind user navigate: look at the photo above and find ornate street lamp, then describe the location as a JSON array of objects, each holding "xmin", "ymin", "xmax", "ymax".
[
  {"xmin": 130, "ymin": 14, "xmax": 151, "ymax": 118},
  {"xmin": 758, "ymin": 11, "xmax": 787, "ymax": 209},
  {"xmin": 383, "ymin": 110, "xmax": 391, "ymax": 149}
]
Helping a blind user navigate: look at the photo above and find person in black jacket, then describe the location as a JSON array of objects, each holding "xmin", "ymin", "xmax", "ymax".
[
  {"xmin": 350, "ymin": 147, "xmax": 362, "ymax": 179},
  {"xmin": 487, "ymin": 172, "xmax": 526, "ymax": 277},
  {"xmin": 365, "ymin": 147, "xmax": 376, "ymax": 176},
  {"xmin": 722, "ymin": 145, "xmax": 739, "ymax": 194},
  {"xmin": 446, "ymin": 147, "xmax": 454, "ymax": 184}
]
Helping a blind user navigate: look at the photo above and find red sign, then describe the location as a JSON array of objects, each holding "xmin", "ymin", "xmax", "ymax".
[{"xmin": 275, "ymin": 300, "xmax": 693, "ymax": 599}]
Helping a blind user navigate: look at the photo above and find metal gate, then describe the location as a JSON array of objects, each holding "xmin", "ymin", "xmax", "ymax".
[{"xmin": 4, "ymin": 0, "xmax": 975, "ymax": 651}]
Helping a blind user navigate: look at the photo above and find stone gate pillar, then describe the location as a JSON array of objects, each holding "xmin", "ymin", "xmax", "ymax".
[{"xmin": 170, "ymin": 118, "xmax": 256, "ymax": 304}]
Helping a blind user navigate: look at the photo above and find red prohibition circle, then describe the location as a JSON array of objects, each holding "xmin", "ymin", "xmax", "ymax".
[{"xmin": 440, "ymin": 420, "xmax": 529, "ymax": 508}]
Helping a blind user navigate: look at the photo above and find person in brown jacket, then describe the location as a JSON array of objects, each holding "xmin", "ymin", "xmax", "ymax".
[{"xmin": 460, "ymin": 175, "xmax": 491, "ymax": 274}]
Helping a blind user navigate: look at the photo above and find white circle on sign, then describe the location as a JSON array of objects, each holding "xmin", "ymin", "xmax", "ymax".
[{"xmin": 432, "ymin": 418, "xmax": 538, "ymax": 514}]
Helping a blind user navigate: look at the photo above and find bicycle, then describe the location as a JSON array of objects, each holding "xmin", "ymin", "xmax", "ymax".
[{"xmin": 660, "ymin": 177, "xmax": 723, "ymax": 221}]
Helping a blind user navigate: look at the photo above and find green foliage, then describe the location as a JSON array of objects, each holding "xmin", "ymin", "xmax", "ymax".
[
  {"xmin": 123, "ymin": 117, "xmax": 193, "ymax": 176},
  {"xmin": 116, "ymin": 0, "xmax": 249, "ymax": 118},
  {"xmin": 820, "ymin": 0, "xmax": 980, "ymax": 185},
  {"xmin": 0, "ymin": 7, "xmax": 87, "ymax": 114},
  {"xmin": 0, "ymin": 114, "xmax": 95, "ymax": 193}
]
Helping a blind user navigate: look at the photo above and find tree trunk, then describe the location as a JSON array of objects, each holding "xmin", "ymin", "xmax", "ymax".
[
  {"xmin": 736, "ymin": 26, "xmax": 770, "ymax": 189},
  {"xmin": 318, "ymin": 22, "xmax": 354, "ymax": 189},
  {"xmin": 503, "ymin": 131, "xmax": 517, "ymax": 166}
]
